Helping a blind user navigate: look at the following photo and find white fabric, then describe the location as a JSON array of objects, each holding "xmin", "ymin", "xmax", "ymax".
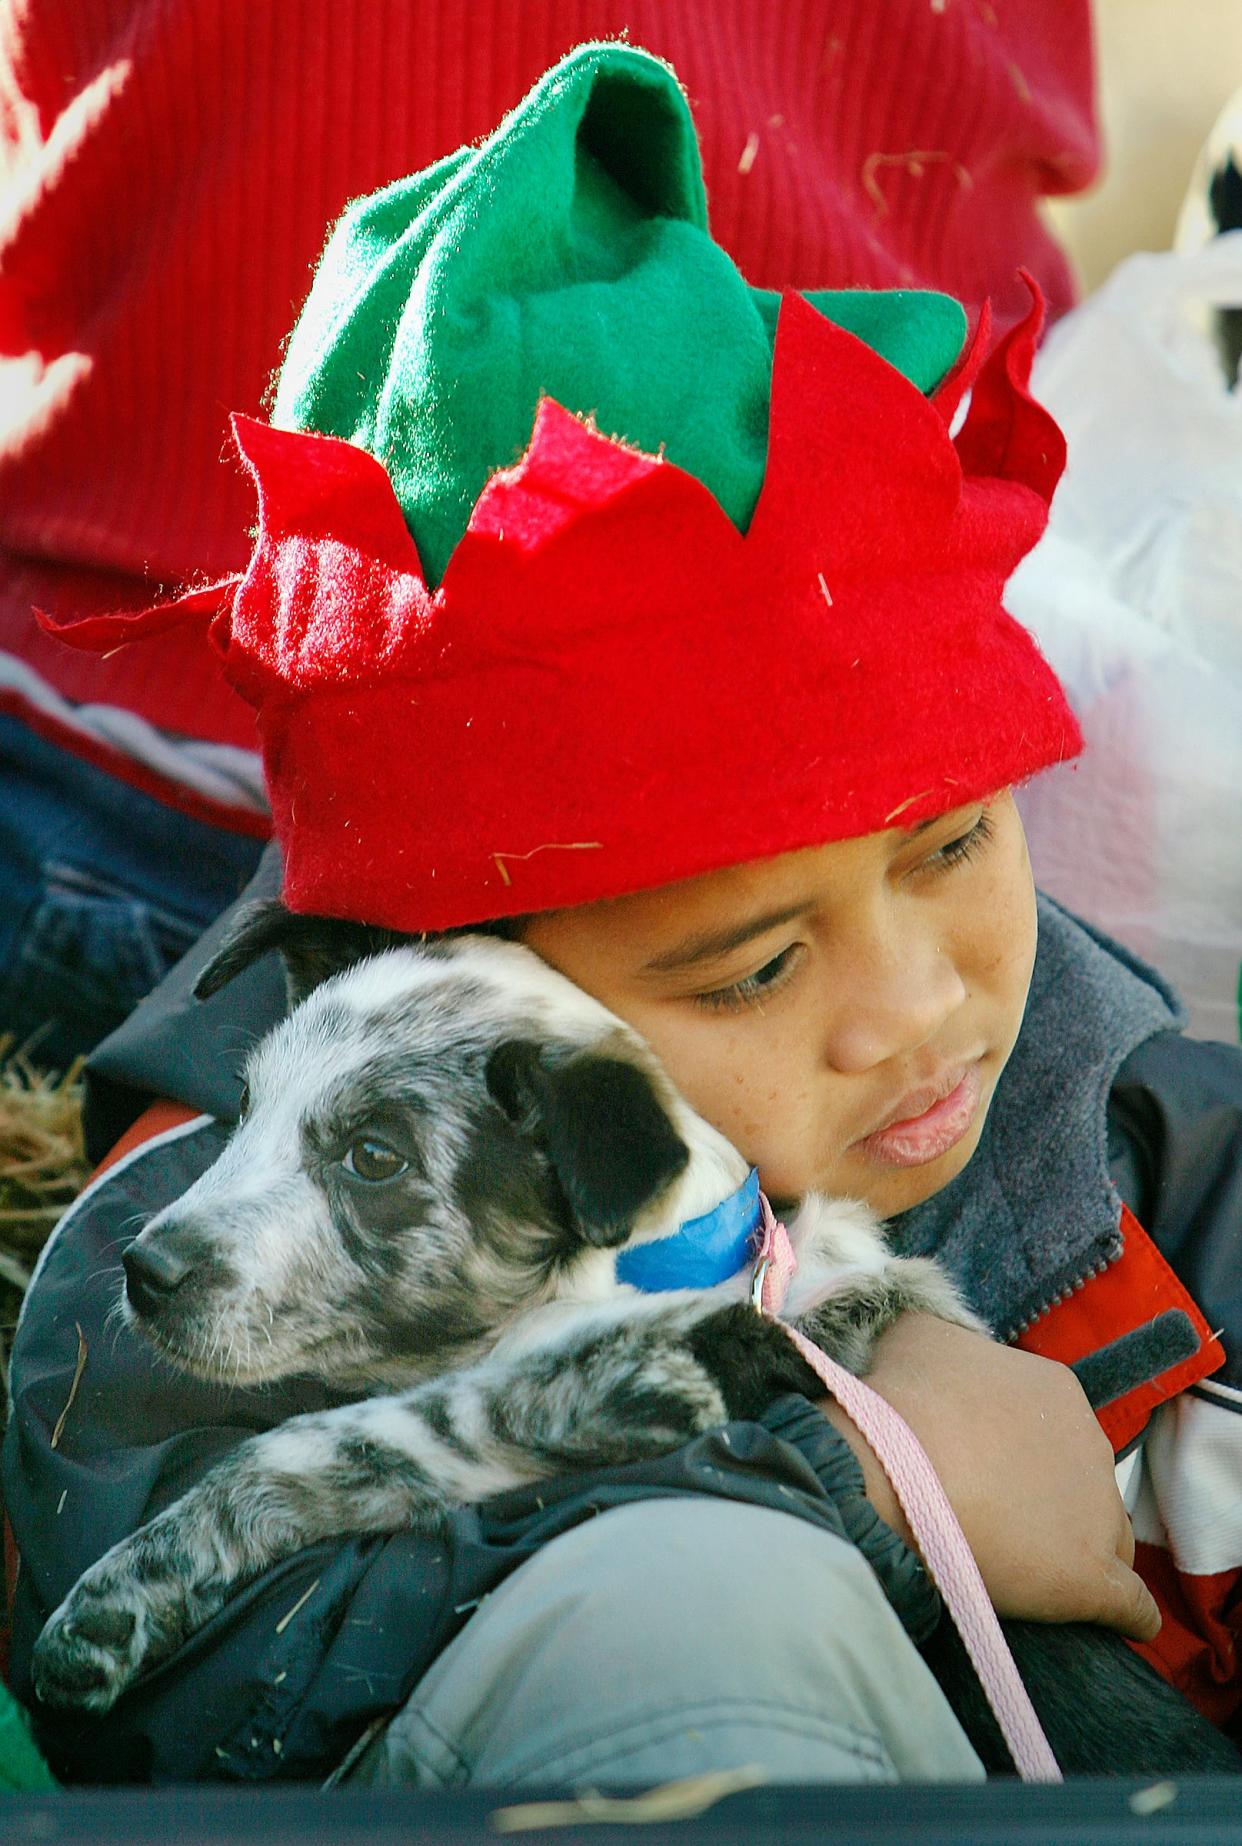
[
  {"xmin": 0, "ymin": 652, "xmax": 268, "ymax": 815},
  {"xmin": 1010, "ymin": 235, "xmax": 1242, "ymax": 1045},
  {"xmin": 1128, "ymin": 1384, "xmax": 1242, "ymax": 1578}
]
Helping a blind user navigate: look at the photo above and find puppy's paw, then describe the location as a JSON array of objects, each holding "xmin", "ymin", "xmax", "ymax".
[{"xmin": 32, "ymin": 1575, "xmax": 155, "ymax": 1713}]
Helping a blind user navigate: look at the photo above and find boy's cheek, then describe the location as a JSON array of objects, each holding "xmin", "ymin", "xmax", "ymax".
[
  {"xmin": 639, "ymin": 1035, "xmax": 820, "ymax": 1197},
  {"xmin": 663, "ymin": 1047, "xmax": 805, "ymax": 1165},
  {"xmin": 966, "ymin": 806, "xmax": 1039, "ymax": 1032}
]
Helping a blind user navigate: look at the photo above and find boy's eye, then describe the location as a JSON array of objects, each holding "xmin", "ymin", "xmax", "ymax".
[
  {"xmin": 342, "ymin": 1138, "xmax": 409, "ymax": 1183},
  {"xmin": 693, "ymin": 944, "xmax": 802, "ymax": 1014},
  {"xmin": 924, "ymin": 810, "xmax": 995, "ymax": 872}
]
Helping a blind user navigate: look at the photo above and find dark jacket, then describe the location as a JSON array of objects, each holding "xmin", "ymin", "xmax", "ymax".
[{"xmin": 6, "ymin": 852, "xmax": 1242, "ymax": 1783}]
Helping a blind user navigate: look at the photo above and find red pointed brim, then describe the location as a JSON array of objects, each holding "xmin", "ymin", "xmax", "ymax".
[
  {"xmin": 256, "ymin": 294, "xmax": 1081, "ymax": 929},
  {"xmin": 266, "ymin": 570, "xmax": 1079, "ymax": 929},
  {"xmin": 35, "ymin": 290, "xmax": 1082, "ymax": 930}
]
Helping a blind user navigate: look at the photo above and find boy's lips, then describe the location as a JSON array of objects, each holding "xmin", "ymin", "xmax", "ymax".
[{"xmin": 854, "ymin": 1061, "xmax": 985, "ymax": 1169}]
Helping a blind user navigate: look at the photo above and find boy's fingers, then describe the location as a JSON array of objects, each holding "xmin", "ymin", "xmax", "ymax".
[
  {"xmin": 1116, "ymin": 1512, "xmax": 1136, "ymax": 1569},
  {"xmin": 1098, "ymin": 1556, "xmax": 1162, "ymax": 1643}
]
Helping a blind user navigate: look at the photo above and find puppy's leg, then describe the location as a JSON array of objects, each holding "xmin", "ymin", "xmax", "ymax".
[
  {"xmin": 791, "ymin": 1258, "xmax": 987, "ymax": 1376},
  {"xmin": 31, "ymin": 1299, "xmax": 805, "ymax": 1713},
  {"xmin": 31, "ymin": 1226, "xmax": 984, "ymax": 1720},
  {"xmin": 781, "ymin": 1195, "xmax": 987, "ymax": 1376}
]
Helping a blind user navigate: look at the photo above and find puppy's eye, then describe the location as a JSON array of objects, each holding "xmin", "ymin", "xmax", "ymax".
[{"xmin": 342, "ymin": 1138, "xmax": 408, "ymax": 1184}]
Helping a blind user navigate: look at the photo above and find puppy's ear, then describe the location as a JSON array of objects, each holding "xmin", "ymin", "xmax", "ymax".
[
  {"xmin": 194, "ymin": 899, "xmax": 405, "ymax": 1007},
  {"xmin": 486, "ymin": 1039, "xmax": 689, "ymax": 1247}
]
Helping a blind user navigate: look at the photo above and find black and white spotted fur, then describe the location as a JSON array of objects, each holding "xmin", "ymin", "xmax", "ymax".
[
  {"xmin": 31, "ymin": 904, "xmax": 975, "ymax": 1717},
  {"xmin": 30, "ymin": 906, "xmax": 1242, "ymax": 1777}
]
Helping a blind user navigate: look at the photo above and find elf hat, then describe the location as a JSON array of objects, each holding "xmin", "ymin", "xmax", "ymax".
[{"xmin": 43, "ymin": 43, "xmax": 1081, "ymax": 933}]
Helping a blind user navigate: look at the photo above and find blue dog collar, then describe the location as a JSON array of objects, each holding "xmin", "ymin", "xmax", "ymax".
[{"xmin": 615, "ymin": 1168, "xmax": 763, "ymax": 1292}]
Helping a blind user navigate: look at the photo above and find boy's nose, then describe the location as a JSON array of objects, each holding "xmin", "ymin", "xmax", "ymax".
[{"xmin": 819, "ymin": 945, "xmax": 967, "ymax": 1073}]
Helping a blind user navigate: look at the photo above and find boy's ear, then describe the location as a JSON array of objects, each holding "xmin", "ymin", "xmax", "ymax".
[
  {"xmin": 194, "ymin": 899, "xmax": 406, "ymax": 1007},
  {"xmin": 486, "ymin": 1039, "xmax": 689, "ymax": 1248}
]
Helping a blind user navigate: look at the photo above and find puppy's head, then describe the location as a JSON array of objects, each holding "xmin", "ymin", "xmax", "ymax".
[{"xmin": 121, "ymin": 903, "xmax": 704, "ymax": 1388}]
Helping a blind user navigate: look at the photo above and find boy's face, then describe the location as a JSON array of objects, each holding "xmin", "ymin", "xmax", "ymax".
[{"xmin": 523, "ymin": 791, "xmax": 1037, "ymax": 1217}]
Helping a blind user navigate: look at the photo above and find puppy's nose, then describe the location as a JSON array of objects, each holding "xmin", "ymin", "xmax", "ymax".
[{"xmin": 123, "ymin": 1239, "xmax": 195, "ymax": 1315}]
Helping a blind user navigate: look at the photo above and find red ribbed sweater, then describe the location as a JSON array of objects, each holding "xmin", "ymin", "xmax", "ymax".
[{"xmin": 0, "ymin": 0, "xmax": 1097, "ymax": 790}]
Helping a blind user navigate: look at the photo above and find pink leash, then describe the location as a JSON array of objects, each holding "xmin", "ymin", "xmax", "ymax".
[{"xmin": 752, "ymin": 1194, "xmax": 1062, "ymax": 1783}]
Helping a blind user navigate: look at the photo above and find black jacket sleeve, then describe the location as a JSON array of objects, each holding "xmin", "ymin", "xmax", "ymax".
[
  {"xmin": 3, "ymin": 1120, "xmax": 936, "ymax": 1786},
  {"xmin": 1109, "ymin": 1030, "xmax": 1242, "ymax": 1392}
]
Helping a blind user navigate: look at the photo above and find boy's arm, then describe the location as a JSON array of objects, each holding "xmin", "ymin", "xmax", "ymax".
[
  {"xmin": 818, "ymin": 1315, "xmax": 1162, "ymax": 1641},
  {"xmin": 826, "ymin": 1030, "xmax": 1242, "ymax": 1646}
]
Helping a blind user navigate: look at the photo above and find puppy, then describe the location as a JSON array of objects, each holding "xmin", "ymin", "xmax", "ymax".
[
  {"xmin": 31, "ymin": 905, "xmax": 1242, "ymax": 1776},
  {"xmin": 32, "ymin": 903, "xmax": 975, "ymax": 1714}
]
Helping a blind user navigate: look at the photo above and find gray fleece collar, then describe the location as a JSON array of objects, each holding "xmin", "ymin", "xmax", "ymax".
[{"xmin": 888, "ymin": 893, "xmax": 1183, "ymax": 1341}]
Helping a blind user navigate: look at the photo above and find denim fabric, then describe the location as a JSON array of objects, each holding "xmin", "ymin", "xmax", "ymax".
[{"xmin": 0, "ymin": 717, "xmax": 263, "ymax": 1071}]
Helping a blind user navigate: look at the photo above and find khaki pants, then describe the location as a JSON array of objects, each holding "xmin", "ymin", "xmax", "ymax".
[{"xmin": 350, "ymin": 1498, "xmax": 985, "ymax": 1789}]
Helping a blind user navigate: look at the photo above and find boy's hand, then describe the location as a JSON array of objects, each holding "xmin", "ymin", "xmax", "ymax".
[{"xmin": 820, "ymin": 1312, "xmax": 1161, "ymax": 1642}]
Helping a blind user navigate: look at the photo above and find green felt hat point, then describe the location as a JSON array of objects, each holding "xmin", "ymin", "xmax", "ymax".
[
  {"xmin": 751, "ymin": 286, "xmax": 968, "ymax": 397},
  {"xmin": 274, "ymin": 41, "xmax": 968, "ymax": 584}
]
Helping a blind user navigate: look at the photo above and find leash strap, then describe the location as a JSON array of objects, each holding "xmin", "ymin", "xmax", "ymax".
[{"xmin": 754, "ymin": 1197, "xmax": 1062, "ymax": 1784}]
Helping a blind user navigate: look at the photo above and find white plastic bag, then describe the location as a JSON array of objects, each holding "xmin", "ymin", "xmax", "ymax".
[{"xmin": 1010, "ymin": 235, "xmax": 1242, "ymax": 1043}]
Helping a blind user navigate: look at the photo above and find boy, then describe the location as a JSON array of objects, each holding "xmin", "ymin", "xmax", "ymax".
[{"xmin": 6, "ymin": 44, "xmax": 1241, "ymax": 1786}]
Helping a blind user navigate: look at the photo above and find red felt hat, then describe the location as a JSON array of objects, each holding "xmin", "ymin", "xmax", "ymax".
[{"xmin": 41, "ymin": 284, "xmax": 1082, "ymax": 933}]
